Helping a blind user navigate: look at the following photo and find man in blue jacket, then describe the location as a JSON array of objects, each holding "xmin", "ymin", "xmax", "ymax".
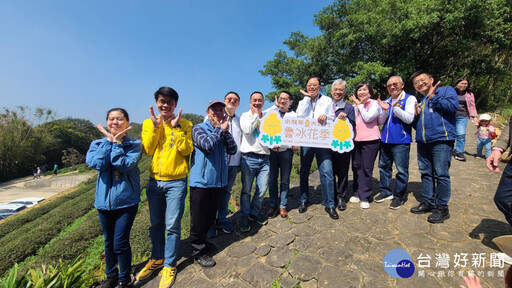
[
  {"xmin": 375, "ymin": 76, "xmax": 417, "ymax": 210},
  {"xmin": 409, "ymin": 71, "xmax": 458, "ymax": 223},
  {"xmin": 189, "ymin": 100, "xmax": 237, "ymax": 267}
]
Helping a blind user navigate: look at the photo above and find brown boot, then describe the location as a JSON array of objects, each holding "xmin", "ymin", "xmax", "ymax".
[{"xmin": 279, "ymin": 208, "xmax": 288, "ymax": 219}]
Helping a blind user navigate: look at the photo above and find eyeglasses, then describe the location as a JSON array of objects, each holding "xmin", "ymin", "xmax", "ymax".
[
  {"xmin": 225, "ymin": 97, "xmax": 239, "ymax": 103},
  {"xmin": 157, "ymin": 99, "xmax": 176, "ymax": 106},
  {"xmin": 413, "ymin": 78, "xmax": 430, "ymax": 86},
  {"xmin": 387, "ymin": 82, "xmax": 401, "ymax": 88}
]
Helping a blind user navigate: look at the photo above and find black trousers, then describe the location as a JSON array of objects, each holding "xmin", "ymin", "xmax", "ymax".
[
  {"xmin": 332, "ymin": 150, "xmax": 352, "ymax": 202},
  {"xmin": 495, "ymin": 161, "xmax": 512, "ymax": 227},
  {"xmin": 189, "ymin": 187, "xmax": 222, "ymax": 257},
  {"xmin": 352, "ymin": 140, "xmax": 380, "ymax": 201}
]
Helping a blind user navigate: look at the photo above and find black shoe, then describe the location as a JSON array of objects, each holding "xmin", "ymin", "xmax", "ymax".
[
  {"xmin": 194, "ymin": 255, "xmax": 216, "ymax": 268},
  {"xmin": 454, "ymin": 152, "xmax": 466, "ymax": 161},
  {"xmin": 428, "ymin": 208, "xmax": 450, "ymax": 223},
  {"xmin": 298, "ymin": 202, "xmax": 308, "ymax": 213},
  {"xmin": 249, "ymin": 214, "xmax": 268, "ymax": 225},
  {"xmin": 374, "ymin": 193, "xmax": 393, "ymax": 203},
  {"xmin": 101, "ymin": 275, "xmax": 119, "ymax": 288},
  {"xmin": 325, "ymin": 207, "xmax": 339, "ymax": 219},
  {"xmin": 410, "ymin": 202, "xmax": 434, "ymax": 214},
  {"xmin": 117, "ymin": 281, "xmax": 134, "ymax": 288},
  {"xmin": 389, "ymin": 198, "xmax": 403, "ymax": 210},
  {"xmin": 267, "ymin": 207, "xmax": 279, "ymax": 218},
  {"xmin": 337, "ymin": 199, "xmax": 347, "ymax": 211}
]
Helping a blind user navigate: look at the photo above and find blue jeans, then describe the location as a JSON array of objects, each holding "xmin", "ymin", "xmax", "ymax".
[
  {"xmin": 97, "ymin": 205, "xmax": 138, "ymax": 283},
  {"xmin": 477, "ymin": 138, "xmax": 492, "ymax": 158},
  {"xmin": 455, "ymin": 116, "xmax": 468, "ymax": 153},
  {"xmin": 300, "ymin": 147, "xmax": 335, "ymax": 208},
  {"xmin": 146, "ymin": 177, "xmax": 187, "ymax": 267},
  {"xmin": 217, "ymin": 165, "xmax": 239, "ymax": 223},
  {"xmin": 269, "ymin": 149, "xmax": 294, "ymax": 209},
  {"xmin": 240, "ymin": 153, "xmax": 270, "ymax": 217},
  {"xmin": 378, "ymin": 143, "xmax": 411, "ymax": 201},
  {"xmin": 417, "ymin": 141, "xmax": 454, "ymax": 208},
  {"xmin": 495, "ymin": 161, "xmax": 512, "ymax": 227}
]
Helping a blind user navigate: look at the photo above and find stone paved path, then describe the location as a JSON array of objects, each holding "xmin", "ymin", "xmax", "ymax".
[{"xmin": 137, "ymin": 124, "xmax": 510, "ymax": 288}]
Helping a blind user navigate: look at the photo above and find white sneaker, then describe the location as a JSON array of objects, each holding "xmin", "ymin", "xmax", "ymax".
[
  {"xmin": 360, "ymin": 201, "xmax": 370, "ymax": 209},
  {"xmin": 349, "ymin": 196, "xmax": 360, "ymax": 203}
]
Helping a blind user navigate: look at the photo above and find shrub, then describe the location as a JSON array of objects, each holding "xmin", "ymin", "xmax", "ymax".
[
  {"xmin": 2, "ymin": 257, "xmax": 94, "ymax": 288},
  {"xmin": 0, "ymin": 176, "xmax": 96, "ymax": 239},
  {"xmin": 36, "ymin": 209, "xmax": 102, "ymax": 265},
  {"xmin": 0, "ymin": 186, "xmax": 96, "ymax": 274}
]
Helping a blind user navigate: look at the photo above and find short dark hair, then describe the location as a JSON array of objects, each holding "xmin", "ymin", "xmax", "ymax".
[
  {"xmin": 279, "ymin": 90, "xmax": 293, "ymax": 101},
  {"xmin": 454, "ymin": 78, "xmax": 471, "ymax": 93},
  {"xmin": 154, "ymin": 86, "xmax": 179, "ymax": 102},
  {"xmin": 250, "ymin": 91, "xmax": 264, "ymax": 99},
  {"xmin": 224, "ymin": 91, "xmax": 240, "ymax": 100},
  {"xmin": 106, "ymin": 108, "xmax": 129, "ymax": 122},
  {"xmin": 410, "ymin": 71, "xmax": 432, "ymax": 82},
  {"xmin": 354, "ymin": 82, "xmax": 376, "ymax": 99},
  {"xmin": 306, "ymin": 76, "xmax": 321, "ymax": 86}
]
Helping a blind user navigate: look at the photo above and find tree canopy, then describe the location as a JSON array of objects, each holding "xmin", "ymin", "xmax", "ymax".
[
  {"xmin": 260, "ymin": 0, "xmax": 511, "ymax": 111},
  {"xmin": 182, "ymin": 113, "xmax": 205, "ymax": 125},
  {"xmin": 0, "ymin": 107, "xmax": 101, "ymax": 181}
]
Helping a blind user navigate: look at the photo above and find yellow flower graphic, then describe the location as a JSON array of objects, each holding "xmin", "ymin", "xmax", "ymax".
[
  {"xmin": 332, "ymin": 119, "xmax": 351, "ymax": 142},
  {"xmin": 262, "ymin": 113, "xmax": 282, "ymax": 137}
]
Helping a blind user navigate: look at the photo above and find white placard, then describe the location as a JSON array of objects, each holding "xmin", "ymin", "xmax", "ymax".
[{"xmin": 256, "ymin": 112, "xmax": 354, "ymax": 153}]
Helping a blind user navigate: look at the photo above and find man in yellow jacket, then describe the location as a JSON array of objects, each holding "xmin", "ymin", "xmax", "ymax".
[{"xmin": 136, "ymin": 87, "xmax": 194, "ymax": 288}]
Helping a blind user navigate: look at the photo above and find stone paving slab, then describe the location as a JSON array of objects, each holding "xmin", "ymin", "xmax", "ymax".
[{"xmin": 137, "ymin": 124, "xmax": 511, "ymax": 288}]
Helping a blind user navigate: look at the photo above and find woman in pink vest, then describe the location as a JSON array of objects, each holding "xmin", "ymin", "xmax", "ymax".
[{"xmin": 349, "ymin": 83, "xmax": 382, "ymax": 209}]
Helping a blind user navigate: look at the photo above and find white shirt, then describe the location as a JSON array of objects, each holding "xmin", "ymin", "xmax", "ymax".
[
  {"xmin": 296, "ymin": 94, "xmax": 334, "ymax": 120},
  {"xmin": 378, "ymin": 91, "xmax": 418, "ymax": 125},
  {"xmin": 239, "ymin": 110, "xmax": 270, "ymax": 155}
]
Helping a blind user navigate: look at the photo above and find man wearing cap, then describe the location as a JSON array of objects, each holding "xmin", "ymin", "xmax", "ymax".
[
  {"xmin": 189, "ymin": 100, "xmax": 237, "ymax": 267},
  {"xmin": 239, "ymin": 91, "xmax": 271, "ymax": 232},
  {"xmin": 207, "ymin": 92, "xmax": 242, "ymax": 237},
  {"xmin": 374, "ymin": 75, "xmax": 417, "ymax": 210},
  {"xmin": 137, "ymin": 87, "xmax": 194, "ymax": 288},
  {"xmin": 409, "ymin": 71, "xmax": 458, "ymax": 224},
  {"xmin": 488, "ymin": 115, "xmax": 512, "ymax": 230}
]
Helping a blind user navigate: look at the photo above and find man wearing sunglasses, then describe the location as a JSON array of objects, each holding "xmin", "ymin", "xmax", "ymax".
[{"xmin": 375, "ymin": 76, "xmax": 417, "ymax": 210}]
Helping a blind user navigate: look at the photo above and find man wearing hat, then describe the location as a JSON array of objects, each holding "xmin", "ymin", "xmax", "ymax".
[{"xmin": 189, "ymin": 100, "xmax": 237, "ymax": 267}]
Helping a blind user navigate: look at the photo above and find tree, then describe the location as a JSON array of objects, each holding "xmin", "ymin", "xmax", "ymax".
[
  {"xmin": 260, "ymin": 0, "xmax": 512, "ymax": 111},
  {"xmin": 40, "ymin": 118, "xmax": 101, "ymax": 167},
  {"xmin": 182, "ymin": 113, "xmax": 204, "ymax": 125},
  {"xmin": 0, "ymin": 106, "xmax": 56, "ymax": 181},
  {"xmin": 62, "ymin": 148, "xmax": 84, "ymax": 167}
]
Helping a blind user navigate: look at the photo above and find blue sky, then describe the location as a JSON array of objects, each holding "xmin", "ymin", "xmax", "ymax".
[{"xmin": 0, "ymin": 1, "xmax": 329, "ymax": 125}]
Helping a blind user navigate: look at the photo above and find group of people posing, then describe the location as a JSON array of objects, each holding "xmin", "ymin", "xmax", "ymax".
[{"xmin": 85, "ymin": 70, "xmax": 508, "ymax": 288}]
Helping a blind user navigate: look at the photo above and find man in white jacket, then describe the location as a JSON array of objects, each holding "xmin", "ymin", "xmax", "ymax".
[
  {"xmin": 239, "ymin": 91, "xmax": 270, "ymax": 232},
  {"xmin": 296, "ymin": 76, "xmax": 338, "ymax": 219}
]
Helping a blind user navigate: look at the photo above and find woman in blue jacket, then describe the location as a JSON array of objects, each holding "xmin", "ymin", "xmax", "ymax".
[{"xmin": 86, "ymin": 108, "xmax": 142, "ymax": 288}]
